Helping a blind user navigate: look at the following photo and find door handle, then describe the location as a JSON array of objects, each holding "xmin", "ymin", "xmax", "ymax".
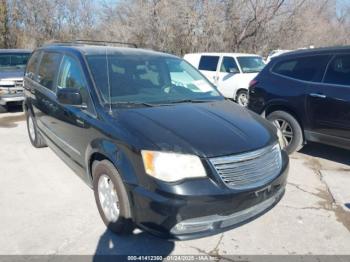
[{"xmin": 309, "ymin": 93, "xmax": 326, "ymax": 98}]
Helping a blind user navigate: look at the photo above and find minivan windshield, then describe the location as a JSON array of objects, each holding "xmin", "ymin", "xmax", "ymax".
[
  {"xmin": 86, "ymin": 54, "xmax": 222, "ymax": 107},
  {"xmin": 237, "ymin": 56, "xmax": 265, "ymax": 73},
  {"xmin": 0, "ymin": 53, "xmax": 31, "ymax": 70}
]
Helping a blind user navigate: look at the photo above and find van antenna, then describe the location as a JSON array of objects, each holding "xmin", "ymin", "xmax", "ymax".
[{"xmin": 105, "ymin": 46, "xmax": 112, "ymax": 115}]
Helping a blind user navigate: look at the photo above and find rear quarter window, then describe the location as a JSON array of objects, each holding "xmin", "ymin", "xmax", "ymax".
[
  {"xmin": 272, "ymin": 55, "xmax": 331, "ymax": 82},
  {"xmin": 198, "ymin": 56, "xmax": 219, "ymax": 71}
]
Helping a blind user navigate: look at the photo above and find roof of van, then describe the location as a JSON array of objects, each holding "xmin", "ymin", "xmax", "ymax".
[
  {"xmin": 184, "ymin": 52, "xmax": 262, "ymax": 57},
  {"xmin": 0, "ymin": 49, "xmax": 32, "ymax": 53},
  {"xmin": 38, "ymin": 44, "xmax": 177, "ymax": 58}
]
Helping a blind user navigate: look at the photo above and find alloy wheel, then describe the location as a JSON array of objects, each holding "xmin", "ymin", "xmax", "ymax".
[
  {"xmin": 273, "ymin": 119, "xmax": 293, "ymax": 148},
  {"xmin": 28, "ymin": 115, "xmax": 36, "ymax": 141},
  {"xmin": 98, "ymin": 174, "xmax": 120, "ymax": 223},
  {"xmin": 237, "ymin": 92, "xmax": 248, "ymax": 107}
]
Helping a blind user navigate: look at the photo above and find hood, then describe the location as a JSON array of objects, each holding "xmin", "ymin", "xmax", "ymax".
[
  {"xmin": 0, "ymin": 69, "xmax": 25, "ymax": 80},
  {"xmin": 114, "ymin": 100, "xmax": 277, "ymax": 158}
]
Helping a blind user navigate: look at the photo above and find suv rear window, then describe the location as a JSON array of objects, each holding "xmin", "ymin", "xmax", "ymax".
[
  {"xmin": 272, "ymin": 55, "xmax": 330, "ymax": 82},
  {"xmin": 37, "ymin": 52, "xmax": 62, "ymax": 91},
  {"xmin": 198, "ymin": 56, "xmax": 219, "ymax": 71},
  {"xmin": 324, "ymin": 55, "xmax": 350, "ymax": 86}
]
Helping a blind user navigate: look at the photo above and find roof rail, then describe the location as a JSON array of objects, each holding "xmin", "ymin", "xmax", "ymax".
[{"xmin": 45, "ymin": 39, "xmax": 138, "ymax": 48}]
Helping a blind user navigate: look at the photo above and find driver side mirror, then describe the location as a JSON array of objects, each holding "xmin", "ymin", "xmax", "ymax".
[{"xmin": 57, "ymin": 88, "xmax": 85, "ymax": 108}]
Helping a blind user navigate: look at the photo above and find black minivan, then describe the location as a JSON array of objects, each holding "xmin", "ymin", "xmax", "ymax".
[
  {"xmin": 249, "ymin": 46, "xmax": 350, "ymax": 154},
  {"xmin": 24, "ymin": 42, "xmax": 288, "ymax": 240}
]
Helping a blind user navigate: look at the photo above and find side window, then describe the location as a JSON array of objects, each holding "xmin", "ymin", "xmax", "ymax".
[
  {"xmin": 198, "ymin": 56, "xmax": 219, "ymax": 71},
  {"xmin": 38, "ymin": 52, "xmax": 62, "ymax": 91},
  {"xmin": 272, "ymin": 55, "xmax": 330, "ymax": 82},
  {"xmin": 58, "ymin": 55, "xmax": 94, "ymax": 112},
  {"xmin": 26, "ymin": 51, "xmax": 41, "ymax": 81},
  {"xmin": 324, "ymin": 55, "xmax": 350, "ymax": 86},
  {"xmin": 220, "ymin": 56, "xmax": 239, "ymax": 73}
]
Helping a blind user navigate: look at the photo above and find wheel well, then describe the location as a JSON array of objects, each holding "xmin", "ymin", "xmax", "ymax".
[
  {"xmin": 235, "ymin": 88, "xmax": 247, "ymax": 98},
  {"xmin": 89, "ymin": 152, "xmax": 110, "ymax": 181}
]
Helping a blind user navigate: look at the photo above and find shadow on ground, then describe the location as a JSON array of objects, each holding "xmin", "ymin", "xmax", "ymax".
[
  {"xmin": 299, "ymin": 142, "xmax": 350, "ymax": 166},
  {"xmin": 93, "ymin": 229, "xmax": 174, "ymax": 261}
]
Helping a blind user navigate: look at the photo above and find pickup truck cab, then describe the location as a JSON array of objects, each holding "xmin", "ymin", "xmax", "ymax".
[
  {"xmin": 184, "ymin": 53, "xmax": 265, "ymax": 106},
  {"xmin": 24, "ymin": 42, "xmax": 288, "ymax": 240},
  {"xmin": 0, "ymin": 49, "xmax": 31, "ymax": 112}
]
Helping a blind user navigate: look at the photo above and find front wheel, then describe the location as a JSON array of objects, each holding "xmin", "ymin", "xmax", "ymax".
[
  {"xmin": 93, "ymin": 160, "xmax": 134, "ymax": 234},
  {"xmin": 267, "ymin": 110, "xmax": 304, "ymax": 154},
  {"xmin": 236, "ymin": 90, "xmax": 248, "ymax": 107}
]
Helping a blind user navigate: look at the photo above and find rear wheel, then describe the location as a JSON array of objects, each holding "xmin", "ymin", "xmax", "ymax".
[
  {"xmin": 93, "ymin": 160, "xmax": 134, "ymax": 234},
  {"xmin": 236, "ymin": 90, "xmax": 248, "ymax": 107},
  {"xmin": 267, "ymin": 110, "xmax": 304, "ymax": 154},
  {"xmin": 26, "ymin": 110, "xmax": 47, "ymax": 148}
]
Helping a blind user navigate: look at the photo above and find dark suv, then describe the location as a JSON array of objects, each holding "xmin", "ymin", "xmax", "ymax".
[
  {"xmin": 24, "ymin": 42, "xmax": 288, "ymax": 240},
  {"xmin": 249, "ymin": 46, "xmax": 350, "ymax": 154}
]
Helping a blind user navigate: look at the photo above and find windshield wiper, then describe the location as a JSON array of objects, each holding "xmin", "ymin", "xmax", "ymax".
[
  {"xmin": 167, "ymin": 99, "xmax": 215, "ymax": 104},
  {"xmin": 112, "ymin": 101, "xmax": 155, "ymax": 107}
]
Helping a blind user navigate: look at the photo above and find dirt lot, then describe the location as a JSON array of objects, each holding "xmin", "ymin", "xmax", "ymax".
[{"xmin": 0, "ymin": 107, "xmax": 349, "ymax": 258}]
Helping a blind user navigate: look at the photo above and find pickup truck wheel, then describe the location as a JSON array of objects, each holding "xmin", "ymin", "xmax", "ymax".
[
  {"xmin": 236, "ymin": 90, "xmax": 248, "ymax": 107},
  {"xmin": 267, "ymin": 110, "xmax": 304, "ymax": 154},
  {"xmin": 26, "ymin": 111, "xmax": 47, "ymax": 148},
  {"xmin": 0, "ymin": 105, "xmax": 7, "ymax": 113},
  {"xmin": 93, "ymin": 160, "xmax": 134, "ymax": 234}
]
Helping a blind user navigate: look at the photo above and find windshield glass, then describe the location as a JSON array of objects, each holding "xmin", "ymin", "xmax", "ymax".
[
  {"xmin": 237, "ymin": 56, "xmax": 265, "ymax": 73},
  {"xmin": 86, "ymin": 54, "xmax": 222, "ymax": 107},
  {"xmin": 0, "ymin": 53, "xmax": 30, "ymax": 70}
]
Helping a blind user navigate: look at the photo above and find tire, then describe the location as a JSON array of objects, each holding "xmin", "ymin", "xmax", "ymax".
[
  {"xmin": 236, "ymin": 90, "xmax": 248, "ymax": 107},
  {"xmin": 267, "ymin": 110, "xmax": 304, "ymax": 154},
  {"xmin": 93, "ymin": 160, "xmax": 134, "ymax": 234},
  {"xmin": 26, "ymin": 110, "xmax": 47, "ymax": 148},
  {"xmin": 0, "ymin": 105, "xmax": 7, "ymax": 113}
]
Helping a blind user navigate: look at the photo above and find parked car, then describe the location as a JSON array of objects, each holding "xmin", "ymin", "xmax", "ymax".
[
  {"xmin": 24, "ymin": 42, "xmax": 288, "ymax": 240},
  {"xmin": 0, "ymin": 49, "xmax": 31, "ymax": 112},
  {"xmin": 184, "ymin": 53, "xmax": 266, "ymax": 106},
  {"xmin": 248, "ymin": 46, "xmax": 350, "ymax": 154}
]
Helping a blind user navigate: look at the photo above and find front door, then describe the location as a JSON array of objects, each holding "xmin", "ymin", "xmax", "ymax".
[
  {"xmin": 312, "ymin": 54, "xmax": 350, "ymax": 143},
  {"xmin": 198, "ymin": 55, "xmax": 220, "ymax": 85}
]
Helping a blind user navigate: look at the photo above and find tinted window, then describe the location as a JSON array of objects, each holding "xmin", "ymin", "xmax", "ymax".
[
  {"xmin": 26, "ymin": 51, "xmax": 41, "ymax": 80},
  {"xmin": 58, "ymin": 55, "xmax": 94, "ymax": 112},
  {"xmin": 324, "ymin": 55, "xmax": 350, "ymax": 86},
  {"xmin": 38, "ymin": 52, "xmax": 62, "ymax": 91},
  {"xmin": 272, "ymin": 55, "xmax": 330, "ymax": 82},
  {"xmin": 0, "ymin": 53, "xmax": 30, "ymax": 69},
  {"xmin": 198, "ymin": 56, "xmax": 219, "ymax": 71},
  {"xmin": 220, "ymin": 57, "xmax": 239, "ymax": 73}
]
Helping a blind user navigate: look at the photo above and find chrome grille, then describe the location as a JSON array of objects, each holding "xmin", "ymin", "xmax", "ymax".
[{"xmin": 210, "ymin": 144, "xmax": 282, "ymax": 190}]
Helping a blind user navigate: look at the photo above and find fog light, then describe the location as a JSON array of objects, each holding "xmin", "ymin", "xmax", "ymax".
[{"xmin": 171, "ymin": 221, "xmax": 213, "ymax": 235}]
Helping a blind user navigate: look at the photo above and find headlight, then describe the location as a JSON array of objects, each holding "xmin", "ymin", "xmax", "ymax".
[{"xmin": 141, "ymin": 150, "xmax": 207, "ymax": 182}]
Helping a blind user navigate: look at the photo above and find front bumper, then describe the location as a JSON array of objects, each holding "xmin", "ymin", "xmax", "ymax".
[
  {"xmin": 0, "ymin": 93, "xmax": 25, "ymax": 105},
  {"xmin": 129, "ymin": 151, "xmax": 289, "ymax": 240}
]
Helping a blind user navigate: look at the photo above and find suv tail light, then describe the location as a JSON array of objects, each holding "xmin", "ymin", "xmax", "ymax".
[{"xmin": 249, "ymin": 79, "xmax": 258, "ymax": 88}]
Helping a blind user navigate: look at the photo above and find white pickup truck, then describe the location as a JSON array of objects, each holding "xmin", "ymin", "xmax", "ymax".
[
  {"xmin": 184, "ymin": 53, "xmax": 265, "ymax": 106},
  {"xmin": 0, "ymin": 49, "xmax": 31, "ymax": 112}
]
